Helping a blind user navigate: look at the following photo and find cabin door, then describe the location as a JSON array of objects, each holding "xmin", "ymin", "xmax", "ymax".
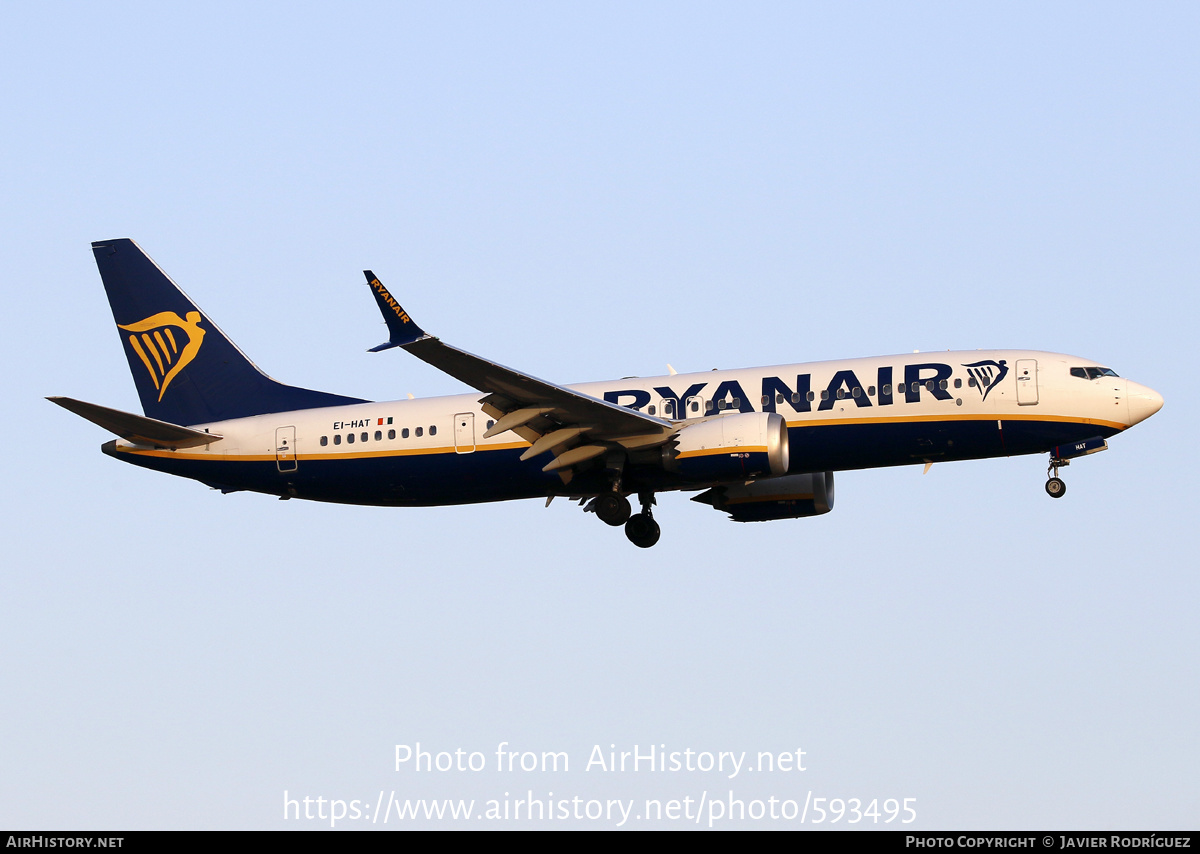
[
  {"xmin": 275, "ymin": 426, "xmax": 298, "ymax": 472},
  {"xmin": 1016, "ymin": 359, "xmax": 1039, "ymax": 405},
  {"xmin": 454, "ymin": 413, "xmax": 476, "ymax": 453}
]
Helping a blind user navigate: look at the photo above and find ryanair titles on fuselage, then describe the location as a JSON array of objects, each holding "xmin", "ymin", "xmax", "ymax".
[
  {"xmin": 311, "ymin": 356, "xmax": 1018, "ymax": 435},
  {"xmin": 597, "ymin": 358, "xmax": 1008, "ymax": 416}
]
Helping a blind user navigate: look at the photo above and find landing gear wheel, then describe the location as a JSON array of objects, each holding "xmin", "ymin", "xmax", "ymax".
[
  {"xmin": 1045, "ymin": 455, "xmax": 1069, "ymax": 499},
  {"xmin": 595, "ymin": 494, "xmax": 632, "ymax": 526},
  {"xmin": 625, "ymin": 513, "xmax": 661, "ymax": 548}
]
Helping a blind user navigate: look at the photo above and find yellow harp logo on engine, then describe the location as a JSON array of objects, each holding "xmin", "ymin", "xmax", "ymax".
[{"xmin": 118, "ymin": 311, "xmax": 206, "ymax": 401}]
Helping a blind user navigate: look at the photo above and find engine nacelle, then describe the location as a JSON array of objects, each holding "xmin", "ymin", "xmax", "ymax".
[
  {"xmin": 693, "ymin": 471, "xmax": 835, "ymax": 522},
  {"xmin": 664, "ymin": 412, "xmax": 789, "ymax": 482}
]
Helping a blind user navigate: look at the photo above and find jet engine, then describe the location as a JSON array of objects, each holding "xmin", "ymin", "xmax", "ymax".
[
  {"xmin": 693, "ymin": 471, "xmax": 835, "ymax": 522},
  {"xmin": 663, "ymin": 412, "xmax": 789, "ymax": 482}
]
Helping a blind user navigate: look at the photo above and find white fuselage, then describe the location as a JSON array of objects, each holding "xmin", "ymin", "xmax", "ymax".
[{"xmin": 105, "ymin": 349, "xmax": 1162, "ymax": 507}]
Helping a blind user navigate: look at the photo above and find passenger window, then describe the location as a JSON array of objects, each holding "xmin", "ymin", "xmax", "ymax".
[
  {"xmin": 852, "ymin": 387, "xmax": 861, "ymax": 398},
  {"xmin": 837, "ymin": 388, "xmax": 845, "ymax": 399},
  {"xmin": 402, "ymin": 428, "xmax": 410, "ymax": 439},
  {"xmin": 939, "ymin": 380, "xmax": 948, "ymax": 390},
  {"xmin": 430, "ymin": 425, "xmax": 437, "ymax": 436},
  {"xmin": 347, "ymin": 433, "xmax": 355, "ymax": 444},
  {"xmin": 375, "ymin": 430, "xmax": 382, "ymax": 441},
  {"xmin": 925, "ymin": 381, "xmax": 934, "ymax": 391},
  {"xmin": 486, "ymin": 420, "xmax": 494, "ymax": 429},
  {"xmin": 416, "ymin": 427, "xmax": 423, "ymax": 437},
  {"xmin": 648, "ymin": 405, "xmax": 656, "ymax": 415},
  {"xmin": 388, "ymin": 429, "xmax": 395, "ymax": 440},
  {"xmin": 821, "ymin": 390, "xmax": 829, "ymax": 400},
  {"xmin": 664, "ymin": 401, "xmax": 675, "ymax": 417},
  {"xmin": 717, "ymin": 399, "xmax": 727, "ymax": 410},
  {"xmin": 954, "ymin": 378, "xmax": 962, "ymax": 389},
  {"xmin": 968, "ymin": 377, "xmax": 977, "ymax": 387},
  {"xmin": 882, "ymin": 384, "xmax": 891, "ymax": 395},
  {"xmin": 334, "ymin": 434, "xmax": 341, "ymax": 445},
  {"xmin": 790, "ymin": 393, "xmax": 800, "ymax": 404},
  {"xmin": 320, "ymin": 436, "xmax": 328, "ymax": 446},
  {"xmin": 361, "ymin": 432, "xmax": 368, "ymax": 442},
  {"xmin": 807, "ymin": 391, "xmax": 815, "ymax": 402},
  {"xmin": 868, "ymin": 386, "xmax": 876, "ymax": 396}
]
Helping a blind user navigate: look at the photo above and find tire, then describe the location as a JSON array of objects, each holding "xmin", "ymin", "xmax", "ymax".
[
  {"xmin": 596, "ymin": 494, "xmax": 632, "ymax": 526},
  {"xmin": 624, "ymin": 513, "xmax": 661, "ymax": 548},
  {"xmin": 1045, "ymin": 477, "xmax": 1066, "ymax": 498}
]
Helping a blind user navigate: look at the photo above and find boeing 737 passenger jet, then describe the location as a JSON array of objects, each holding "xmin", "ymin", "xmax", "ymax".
[{"xmin": 52, "ymin": 239, "xmax": 1164, "ymax": 547}]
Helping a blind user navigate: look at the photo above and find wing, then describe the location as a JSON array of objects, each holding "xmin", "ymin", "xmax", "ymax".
[{"xmin": 363, "ymin": 271, "xmax": 673, "ymax": 481}]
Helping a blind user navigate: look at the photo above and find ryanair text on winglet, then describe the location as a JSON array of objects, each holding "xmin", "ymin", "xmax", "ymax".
[{"xmin": 370, "ymin": 278, "xmax": 411, "ymax": 324}]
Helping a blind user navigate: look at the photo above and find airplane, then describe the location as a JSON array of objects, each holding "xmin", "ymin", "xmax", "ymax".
[{"xmin": 51, "ymin": 238, "xmax": 1164, "ymax": 548}]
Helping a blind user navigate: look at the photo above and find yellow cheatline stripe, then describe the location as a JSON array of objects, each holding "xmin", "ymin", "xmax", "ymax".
[
  {"xmin": 784, "ymin": 412, "xmax": 1126, "ymax": 431},
  {"xmin": 676, "ymin": 445, "xmax": 768, "ymax": 460},
  {"xmin": 127, "ymin": 335, "xmax": 160, "ymax": 390},
  {"xmin": 142, "ymin": 333, "xmax": 165, "ymax": 375},
  {"xmin": 115, "ymin": 412, "xmax": 1123, "ymax": 462},
  {"xmin": 153, "ymin": 330, "xmax": 173, "ymax": 364},
  {"xmin": 116, "ymin": 440, "xmax": 530, "ymax": 462}
]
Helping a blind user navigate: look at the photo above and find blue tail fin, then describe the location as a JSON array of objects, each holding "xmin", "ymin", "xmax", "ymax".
[{"xmin": 93, "ymin": 239, "xmax": 367, "ymax": 425}]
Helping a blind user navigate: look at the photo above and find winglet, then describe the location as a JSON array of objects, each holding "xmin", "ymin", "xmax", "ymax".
[{"xmin": 364, "ymin": 271, "xmax": 428, "ymax": 351}]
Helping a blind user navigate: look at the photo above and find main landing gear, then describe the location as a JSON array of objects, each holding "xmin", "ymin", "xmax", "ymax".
[
  {"xmin": 624, "ymin": 492, "xmax": 660, "ymax": 549},
  {"xmin": 593, "ymin": 493, "xmax": 631, "ymax": 526},
  {"xmin": 1045, "ymin": 455, "xmax": 1068, "ymax": 499},
  {"xmin": 583, "ymin": 490, "xmax": 661, "ymax": 547}
]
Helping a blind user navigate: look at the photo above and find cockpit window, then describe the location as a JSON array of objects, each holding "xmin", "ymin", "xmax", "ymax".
[{"xmin": 1071, "ymin": 366, "xmax": 1120, "ymax": 380}]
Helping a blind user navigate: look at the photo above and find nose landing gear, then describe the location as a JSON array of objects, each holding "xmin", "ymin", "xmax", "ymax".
[{"xmin": 1045, "ymin": 456, "xmax": 1068, "ymax": 499}]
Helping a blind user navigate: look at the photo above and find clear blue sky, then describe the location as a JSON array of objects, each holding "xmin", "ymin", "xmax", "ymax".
[{"xmin": 2, "ymin": 2, "xmax": 1196, "ymax": 829}]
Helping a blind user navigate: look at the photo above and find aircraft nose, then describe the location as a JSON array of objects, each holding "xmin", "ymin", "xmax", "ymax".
[{"xmin": 1126, "ymin": 381, "xmax": 1164, "ymax": 426}]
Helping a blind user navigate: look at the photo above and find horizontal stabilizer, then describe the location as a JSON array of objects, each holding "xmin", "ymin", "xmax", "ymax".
[{"xmin": 48, "ymin": 397, "xmax": 222, "ymax": 448}]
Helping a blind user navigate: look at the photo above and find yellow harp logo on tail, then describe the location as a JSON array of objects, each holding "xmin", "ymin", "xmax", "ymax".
[{"xmin": 118, "ymin": 311, "xmax": 206, "ymax": 401}]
